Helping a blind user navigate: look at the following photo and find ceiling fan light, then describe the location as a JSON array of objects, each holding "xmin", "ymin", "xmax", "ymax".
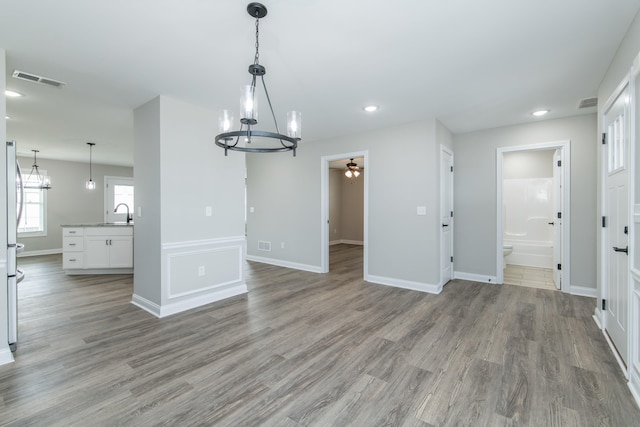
[{"xmin": 345, "ymin": 170, "xmax": 352, "ymax": 178}]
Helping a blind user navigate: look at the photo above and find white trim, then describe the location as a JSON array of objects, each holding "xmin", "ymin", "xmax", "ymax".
[
  {"xmin": 166, "ymin": 245, "xmax": 243, "ymax": 299},
  {"xmin": 161, "ymin": 236, "xmax": 245, "ymax": 250},
  {"xmin": 602, "ymin": 327, "xmax": 630, "ymax": 379},
  {"xmin": 629, "ymin": 370, "xmax": 640, "ymax": 412},
  {"xmin": 570, "ymin": 286, "xmax": 597, "ymax": 298},
  {"xmin": 496, "ymin": 140, "xmax": 571, "ymax": 293},
  {"xmin": 321, "ymin": 151, "xmax": 369, "ymax": 277},
  {"xmin": 329, "ymin": 239, "xmax": 363, "ymax": 246},
  {"xmin": 0, "ymin": 348, "xmax": 14, "ymax": 365},
  {"xmin": 17, "ymin": 248, "xmax": 62, "ymax": 257},
  {"xmin": 454, "ymin": 271, "xmax": 498, "ymax": 284},
  {"xmin": 65, "ymin": 268, "xmax": 133, "ymax": 275},
  {"xmin": 131, "ymin": 294, "xmax": 161, "ymax": 317},
  {"xmin": 366, "ymin": 274, "xmax": 442, "ymax": 294},
  {"xmin": 246, "ymin": 254, "xmax": 322, "ymax": 273},
  {"xmin": 593, "ymin": 308, "xmax": 603, "ymax": 329},
  {"xmin": 132, "ymin": 283, "xmax": 248, "ymax": 318}
]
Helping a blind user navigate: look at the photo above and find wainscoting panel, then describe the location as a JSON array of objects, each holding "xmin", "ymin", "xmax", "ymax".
[{"xmin": 159, "ymin": 236, "xmax": 247, "ymax": 317}]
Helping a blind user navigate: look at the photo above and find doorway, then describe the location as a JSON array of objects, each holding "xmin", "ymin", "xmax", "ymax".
[
  {"xmin": 321, "ymin": 151, "xmax": 368, "ymax": 275},
  {"xmin": 496, "ymin": 141, "xmax": 571, "ymax": 292}
]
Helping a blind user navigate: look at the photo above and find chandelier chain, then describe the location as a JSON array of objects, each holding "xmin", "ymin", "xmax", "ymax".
[{"xmin": 254, "ymin": 16, "xmax": 260, "ymax": 65}]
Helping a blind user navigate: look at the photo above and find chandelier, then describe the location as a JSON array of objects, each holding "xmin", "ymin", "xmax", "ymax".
[
  {"xmin": 345, "ymin": 158, "xmax": 360, "ymax": 178},
  {"xmin": 215, "ymin": 2, "xmax": 301, "ymax": 156},
  {"xmin": 25, "ymin": 149, "xmax": 51, "ymax": 190}
]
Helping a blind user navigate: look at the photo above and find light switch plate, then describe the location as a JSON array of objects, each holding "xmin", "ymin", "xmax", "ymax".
[
  {"xmin": 205, "ymin": 206, "xmax": 212, "ymax": 217},
  {"xmin": 417, "ymin": 206, "xmax": 427, "ymax": 216}
]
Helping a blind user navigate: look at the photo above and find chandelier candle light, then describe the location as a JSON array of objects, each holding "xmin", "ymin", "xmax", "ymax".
[
  {"xmin": 215, "ymin": 2, "xmax": 302, "ymax": 156},
  {"xmin": 86, "ymin": 142, "xmax": 96, "ymax": 190},
  {"xmin": 25, "ymin": 149, "xmax": 51, "ymax": 190}
]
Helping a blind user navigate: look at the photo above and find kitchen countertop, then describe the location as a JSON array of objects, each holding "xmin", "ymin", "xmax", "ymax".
[{"xmin": 61, "ymin": 223, "xmax": 134, "ymax": 227}]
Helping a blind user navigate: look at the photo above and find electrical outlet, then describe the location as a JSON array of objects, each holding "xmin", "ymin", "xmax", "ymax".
[
  {"xmin": 281, "ymin": 242, "xmax": 285, "ymax": 249},
  {"xmin": 205, "ymin": 206, "xmax": 212, "ymax": 217},
  {"xmin": 198, "ymin": 266, "xmax": 205, "ymax": 277}
]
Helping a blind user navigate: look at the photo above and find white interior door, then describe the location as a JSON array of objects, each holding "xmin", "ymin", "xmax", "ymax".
[
  {"xmin": 440, "ymin": 148, "xmax": 454, "ymax": 285},
  {"xmin": 552, "ymin": 149, "xmax": 563, "ymax": 289},
  {"xmin": 604, "ymin": 85, "xmax": 630, "ymax": 366}
]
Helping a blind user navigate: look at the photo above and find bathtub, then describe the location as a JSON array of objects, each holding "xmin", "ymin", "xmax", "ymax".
[{"xmin": 504, "ymin": 239, "xmax": 553, "ymax": 269}]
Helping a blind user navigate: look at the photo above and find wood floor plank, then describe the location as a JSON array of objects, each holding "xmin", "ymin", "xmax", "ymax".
[{"xmin": 1, "ymin": 248, "xmax": 639, "ymax": 425}]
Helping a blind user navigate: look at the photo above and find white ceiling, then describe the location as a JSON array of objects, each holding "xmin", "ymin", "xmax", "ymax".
[{"xmin": 2, "ymin": 1, "xmax": 639, "ymax": 167}]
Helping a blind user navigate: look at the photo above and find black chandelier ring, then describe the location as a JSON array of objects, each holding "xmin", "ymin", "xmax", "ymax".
[{"xmin": 215, "ymin": 130, "xmax": 299, "ymax": 155}]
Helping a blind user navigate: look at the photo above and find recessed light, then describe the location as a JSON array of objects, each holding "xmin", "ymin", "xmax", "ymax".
[
  {"xmin": 5, "ymin": 90, "xmax": 23, "ymax": 98},
  {"xmin": 363, "ymin": 105, "xmax": 378, "ymax": 112},
  {"xmin": 532, "ymin": 109, "xmax": 549, "ymax": 117}
]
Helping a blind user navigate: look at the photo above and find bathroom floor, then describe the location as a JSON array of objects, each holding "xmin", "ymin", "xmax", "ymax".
[{"xmin": 503, "ymin": 264, "xmax": 558, "ymax": 291}]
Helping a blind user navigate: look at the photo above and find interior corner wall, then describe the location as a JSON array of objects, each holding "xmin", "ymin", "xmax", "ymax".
[
  {"xmin": 133, "ymin": 96, "xmax": 162, "ymax": 307},
  {"xmin": 134, "ymin": 96, "xmax": 246, "ymax": 317},
  {"xmin": 16, "ymin": 157, "xmax": 132, "ymax": 254},
  {"xmin": 247, "ymin": 119, "xmax": 442, "ymax": 286},
  {"xmin": 453, "ymin": 114, "xmax": 597, "ymax": 288}
]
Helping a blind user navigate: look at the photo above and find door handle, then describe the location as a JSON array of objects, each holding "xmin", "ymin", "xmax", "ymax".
[
  {"xmin": 613, "ymin": 246, "xmax": 628, "ymax": 254},
  {"xmin": 548, "ymin": 222, "xmax": 555, "ymax": 225},
  {"xmin": 442, "ymin": 224, "xmax": 449, "ymax": 227}
]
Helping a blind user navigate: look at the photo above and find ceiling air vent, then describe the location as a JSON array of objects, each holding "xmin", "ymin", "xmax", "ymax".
[
  {"xmin": 12, "ymin": 70, "xmax": 66, "ymax": 88},
  {"xmin": 578, "ymin": 97, "xmax": 597, "ymax": 109}
]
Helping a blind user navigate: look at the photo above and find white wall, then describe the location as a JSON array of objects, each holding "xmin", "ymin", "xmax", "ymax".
[
  {"xmin": 133, "ymin": 96, "xmax": 247, "ymax": 317},
  {"xmin": 454, "ymin": 114, "xmax": 597, "ymax": 288},
  {"xmin": 247, "ymin": 118, "xmax": 448, "ymax": 289},
  {"xmin": 16, "ymin": 156, "xmax": 132, "ymax": 254}
]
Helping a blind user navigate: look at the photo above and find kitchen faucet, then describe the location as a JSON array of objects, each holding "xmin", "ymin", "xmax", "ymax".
[{"xmin": 114, "ymin": 203, "xmax": 132, "ymax": 224}]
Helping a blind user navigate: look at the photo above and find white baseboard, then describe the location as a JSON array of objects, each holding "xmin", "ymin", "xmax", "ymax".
[
  {"xmin": 454, "ymin": 271, "xmax": 498, "ymax": 284},
  {"xmin": 132, "ymin": 282, "xmax": 248, "ymax": 318},
  {"xmin": 593, "ymin": 307, "xmax": 603, "ymax": 329},
  {"xmin": 629, "ymin": 369, "xmax": 640, "ymax": 410},
  {"xmin": 131, "ymin": 294, "xmax": 161, "ymax": 317},
  {"xmin": 366, "ymin": 274, "xmax": 442, "ymax": 294},
  {"xmin": 334, "ymin": 240, "xmax": 363, "ymax": 246},
  {"xmin": 246, "ymin": 255, "xmax": 322, "ymax": 273},
  {"xmin": 0, "ymin": 347, "xmax": 15, "ymax": 365},
  {"xmin": 570, "ymin": 285, "xmax": 597, "ymax": 298},
  {"xmin": 18, "ymin": 248, "xmax": 62, "ymax": 257}
]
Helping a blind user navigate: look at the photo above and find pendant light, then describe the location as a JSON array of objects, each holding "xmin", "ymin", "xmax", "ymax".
[
  {"xmin": 86, "ymin": 142, "xmax": 96, "ymax": 190},
  {"xmin": 345, "ymin": 158, "xmax": 360, "ymax": 178},
  {"xmin": 25, "ymin": 149, "xmax": 51, "ymax": 189},
  {"xmin": 215, "ymin": 2, "xmax": 301, "ymax": 156}
]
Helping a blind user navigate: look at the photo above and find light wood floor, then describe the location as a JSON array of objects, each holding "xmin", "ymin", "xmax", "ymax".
[
  {"xmin": 504, "ymin": 265, "xmax": 557, "ymax": 291},
  {"xmin": 1, "ymin": 244, "xmax": 638, "ymax": 426}
]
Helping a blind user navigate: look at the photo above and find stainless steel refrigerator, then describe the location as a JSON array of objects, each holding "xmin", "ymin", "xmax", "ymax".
[{"xmin": 6, "ymin": 140, "xmax": 24, "ymax": 352}]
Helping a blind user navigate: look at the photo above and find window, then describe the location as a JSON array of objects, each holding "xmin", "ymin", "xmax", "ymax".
[
  {"xmin": 104, "ymin": 176, "xmax": 134, "ymax": 223},
  {"xmin": 18, "ymin": 170, "xmax": 48, "ymax": 236}
]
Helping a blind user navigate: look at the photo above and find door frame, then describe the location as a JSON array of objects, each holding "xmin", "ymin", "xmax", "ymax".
[
  {"xmin": 320, "ymin": 151, "xmax": 369, "ymax": 275},
  {"xmin": 496, "ymin": 140, "xmax": 571, "ymax": 292},
  {"xmin": 440, "ymin": 145, "xmax": 454, "ymax": 287}
]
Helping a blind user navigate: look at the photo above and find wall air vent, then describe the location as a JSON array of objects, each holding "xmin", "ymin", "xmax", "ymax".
[
  {"xmin": 258, "ymin": 241, "xmax": 271, "ymax": 251},
  {"xmin": 12, "ymin": 70, "xmax": 66, "ymax": 88},
  {"xmin": 578, "ymin": 97, "xmax": 597, "ymax": 109}
]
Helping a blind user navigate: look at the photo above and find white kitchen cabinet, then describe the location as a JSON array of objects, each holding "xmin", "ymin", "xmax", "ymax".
[{"xmin": 62, "ymin": 225, "xmax": 133, "ymax": 273}]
